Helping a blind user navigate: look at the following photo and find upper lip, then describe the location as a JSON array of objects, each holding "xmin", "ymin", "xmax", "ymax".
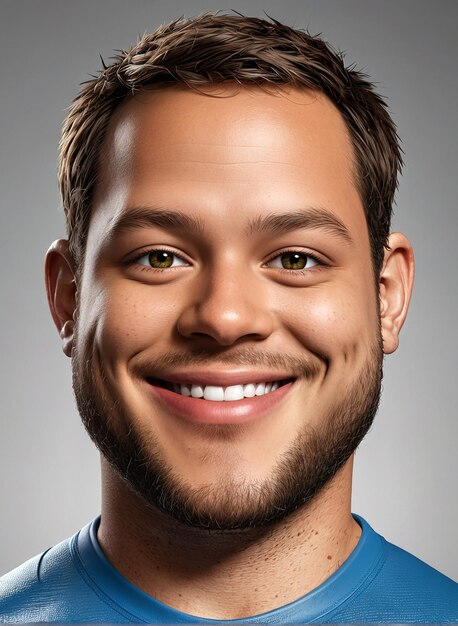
[{"xmin": 147, "ymin": 370, "xmax": 295, "ymax": 387}]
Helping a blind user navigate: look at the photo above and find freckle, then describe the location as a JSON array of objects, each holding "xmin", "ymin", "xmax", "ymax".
[
  {"xmin": 327, "ymin": 555, "xmax": 332, "ymax": 560},
  {"xmin": 315, "ymin": 531, "xmax": 319, "ymax": 535}
]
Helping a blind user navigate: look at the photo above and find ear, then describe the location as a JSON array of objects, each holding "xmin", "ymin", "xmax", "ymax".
[
  {"xmin": 379, "ymin": 232, "xmax": 415, "ymax": 354},
  {"xmin": 45, "ymin": 239, "xmax": 78, "ymax": 357}
]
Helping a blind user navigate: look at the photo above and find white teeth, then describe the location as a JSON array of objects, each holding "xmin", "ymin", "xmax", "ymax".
[
  {"xmin": 224, "ymin": 385, "xmax": 245, "ymax": 401},
  {"xmin": 190, "ymin": 385, "xmax": 204, "ymax": 398},
  {"xmin": 170, "ymin": 380, "xmax": 287, "ymax": 401},
  {"xmin": 180, "ymin": 384, "xmax": 191, "ymax": 397},
  {"xmin": 243, "ymin": 383, "xmax": 256, "ymax": 397},
  {"xmin": 203, "ymin": 386, "xmax": 225, "ymax": 402}
]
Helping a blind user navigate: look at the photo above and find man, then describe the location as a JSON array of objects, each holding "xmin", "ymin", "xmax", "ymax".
[{"xmin": 1, "ymin": 12, "xmax": 457, "ymax": 624}]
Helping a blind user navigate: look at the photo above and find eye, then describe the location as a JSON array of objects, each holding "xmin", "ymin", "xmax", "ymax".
[
  {"xmin": 266, "ymin": 250, "xmax": 319, "ymax": 271},
  {"xmin": 135, "ymin": 249, "xmax": 188, "ymax": 269}
]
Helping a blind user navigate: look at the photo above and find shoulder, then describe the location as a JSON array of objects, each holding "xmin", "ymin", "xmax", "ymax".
[
  {"xmin": 330, "ymin": 518, "xmax": 458, "ymax": 623},
  {"xmin": 0, "ymin": 525, "xmax": 129, "ymax": 624},
  {"xmin": 380, "ymin": 540, "xmax": 458, "ymax": 606},
  {"xmin": 0, "ymin": 539, "xmax": 74, "ymax": 622}
]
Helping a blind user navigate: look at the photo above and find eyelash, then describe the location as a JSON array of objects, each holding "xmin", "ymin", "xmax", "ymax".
[
  {"xmin": 127, "ymin": 247, "xmax": 188, "ymax": 273},
  {"xmin": 263, "ymin": 248, "xmax": 324, "ymax": 276},
  {"xmin": 127, "ymin": 247, "xmax": 325, "ymax": 275}
]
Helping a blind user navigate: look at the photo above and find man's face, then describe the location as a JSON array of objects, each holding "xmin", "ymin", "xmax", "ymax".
[{"xmin": 72, "ymin": 85, "xmax": 383, "ymax": 530}]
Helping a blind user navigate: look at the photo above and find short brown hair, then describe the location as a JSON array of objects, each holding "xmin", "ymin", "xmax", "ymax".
[{"xmin": 59, "ymin": 13, "xmax": 402, "ymax": 277}]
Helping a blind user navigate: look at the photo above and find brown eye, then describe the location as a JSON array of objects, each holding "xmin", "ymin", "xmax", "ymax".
[
  {"xmin": 281, "ymin": 252, "xmax": 307, "ymax": 270},
  {"xmin": 266, "ymin": 251, "xmax": 319, "ymax": 271},
  {"xmin": 135, "ymin": 249, "xmax": 188, "ymax": 269},
  {"xmin": 148, "ymin": 250, "xmax": 174, "ymax": 268}
]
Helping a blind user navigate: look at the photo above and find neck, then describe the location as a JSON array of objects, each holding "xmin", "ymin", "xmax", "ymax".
[{"xmin": 97, "ymin": 456, "xmax": 360, "ymax": 620}]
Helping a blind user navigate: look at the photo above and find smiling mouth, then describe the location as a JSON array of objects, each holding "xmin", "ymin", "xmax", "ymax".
[{"xmin": 146, "ymin": 378, "xmax": 294, "ymax": 402}]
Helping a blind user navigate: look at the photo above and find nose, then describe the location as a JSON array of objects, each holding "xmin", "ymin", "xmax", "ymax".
[{"xmin": 176, "ymin": 267, "xmax": 274, "ymax": 346}]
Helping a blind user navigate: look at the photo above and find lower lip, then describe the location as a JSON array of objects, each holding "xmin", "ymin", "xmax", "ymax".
[{"xmin": 145, "ymin": 380, "xmax": 295, "ymax": 424}]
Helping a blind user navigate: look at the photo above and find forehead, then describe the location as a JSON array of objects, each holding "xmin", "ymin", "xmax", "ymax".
[{"xmin": 91, "ymin": 84, "xmax": 367, "ymax": 243}]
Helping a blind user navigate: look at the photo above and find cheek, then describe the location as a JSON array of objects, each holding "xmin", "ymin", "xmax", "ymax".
[
  {"xmin": 77, "ymin": 278, "xmax": 180, "ymax": 362},
  {"xmin": 279, "ymin": 282, "xmax": 379, "ymax": 358}
]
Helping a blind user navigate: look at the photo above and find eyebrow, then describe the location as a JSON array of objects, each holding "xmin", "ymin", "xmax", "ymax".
[
  {"xmin": 246, "ymin": 207, "xmax": 353, "ymax": 244},
  {"xmin": 107, "ymin": 206, "xmax": 206, "ymax": 239},
  {"xmin": 107, "ymin": 205, "xmax": 353, "ymax": 245}
]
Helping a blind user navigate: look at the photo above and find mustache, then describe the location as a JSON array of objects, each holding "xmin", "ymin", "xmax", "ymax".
[{"xmin": 130, "ymin": 347, "xmax": 323, "ymax": 380}]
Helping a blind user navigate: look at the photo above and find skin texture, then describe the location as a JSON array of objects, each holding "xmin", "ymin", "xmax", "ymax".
[{"xmin": 46, "ymin": 85, "xmax": 414, "ymax": 619}]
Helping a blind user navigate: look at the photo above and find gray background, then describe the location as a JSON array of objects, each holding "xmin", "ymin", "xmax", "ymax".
[{"xmin": 1, "ymin": 0, "xmax": 457, "ymax": 580}]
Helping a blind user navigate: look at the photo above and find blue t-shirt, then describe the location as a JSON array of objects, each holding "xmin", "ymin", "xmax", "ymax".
[{"xmin": 1, "ymin": 514, "xmax": 457, "ymax": 623}]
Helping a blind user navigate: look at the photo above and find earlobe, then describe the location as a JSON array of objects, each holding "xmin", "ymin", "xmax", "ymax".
[
  {"xmin": 45, "ymin": 240, "xmax": 78, "ymax": 357},
  {"xmin": 379, "ymin": 233, "xmax": 415, "ymax": 355}
]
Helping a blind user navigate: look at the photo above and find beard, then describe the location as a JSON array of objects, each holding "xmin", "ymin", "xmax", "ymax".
[{"xmin": 72, "ymin": 333, "xmax": 383, "ymax": 532}]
